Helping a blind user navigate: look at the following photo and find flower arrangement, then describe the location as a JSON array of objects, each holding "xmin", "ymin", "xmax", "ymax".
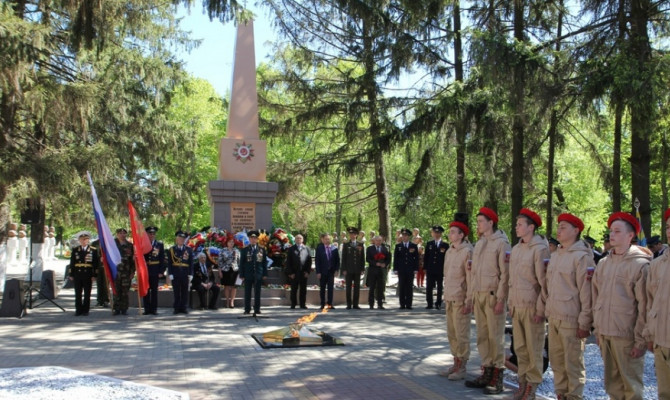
[{"xmin": 373, "ymin": 252, "xmax": 386, "ymax": 261}]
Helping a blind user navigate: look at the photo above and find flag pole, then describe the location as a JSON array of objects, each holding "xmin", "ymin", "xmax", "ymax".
[
  {"xmin": 109, "ymin": 281, "xmax": 115, "ymax": 315},
  {"xmin": 137, "ymin": 280, "xmax": 142, "ymax": 316}
]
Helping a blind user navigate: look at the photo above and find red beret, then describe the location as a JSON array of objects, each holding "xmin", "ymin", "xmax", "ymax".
[
  {"xmin": 519, "ymin": 208, "xmax": 542, "ymax": 228},
  {"xmin": 607, "ymin": 212, "xmax": 640, "ymax": 234},
  {"xmin": 664, "ymin": 208, "xmax": 670, "ymax": 223},
  {"xmin": 477, "ymin": 207, "xmax": 498, "ymax": 224},
  {"xmin": 449, "ymin": 221, "xmax": 470, "ymax": 237},
  {"xmin": 557, "ymin": 213, "xmax": 584, "ymax": 232}
]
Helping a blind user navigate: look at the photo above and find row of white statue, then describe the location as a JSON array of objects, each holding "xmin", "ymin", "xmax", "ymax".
[{"xmin": 5, "ymin": 223, "xmax": 59, "ymax": 266}]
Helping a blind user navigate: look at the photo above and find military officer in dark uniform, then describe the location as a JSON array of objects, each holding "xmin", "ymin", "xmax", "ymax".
[
  {"xmin": 66, "ymin": 232, "xmax": 100, "ymax": 316},
  {"xmin": 167, "ymin": 230, "xmax": 193, "ymax": 314},
  {"xmin": 240, "ymin": 230, "xmax": 268, "ymax": 314},
  {"xmin": 142, "ymin": 226, "xmax": 165, "ymax": 315},
  {"xmin": 342, "ymin": 227, "xmax": 366, "ymax": 309},
  {"xmin": 285, "ymin": 234, "xmax": 312, "ymax": 309},
  {"xmin": 424, "ymin": 225, "xmax": 449, "ymax": 310},
  {"xmin": 393, "ymin": 228, "xmax": 419, "ymax": 309},
  {"xmin": 366, "ymin": 235, "xmax": 390, "ymax": 309},
  {"xmin": 113, "ymin": 228, "xmax": 135, "ymax": 315}
]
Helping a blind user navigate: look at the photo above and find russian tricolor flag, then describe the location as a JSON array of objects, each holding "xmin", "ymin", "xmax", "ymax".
[{"xmin": 87, "ymin": 172, "xmax": 121, "ymax": 286}]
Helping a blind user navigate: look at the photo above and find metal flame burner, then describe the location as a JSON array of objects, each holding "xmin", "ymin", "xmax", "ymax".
[{"xmin": 252, "ymin": 311, "xmax": 344, "ymax": 349}]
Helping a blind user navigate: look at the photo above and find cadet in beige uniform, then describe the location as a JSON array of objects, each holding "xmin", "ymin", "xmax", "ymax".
[
  {"xmin": 545, "ymin": 213, "xmax": 593, "ymax": 400},
  {"xmin": 440, "ymin": 214, "xmax": 473, "ymax": 381},
  {"xmin": 507, "ymin": 208, "xmax": 550, "ymax": 400},
  {"xmin": 593, "ymin": 212, "xmax": 650, "ymax": 400},
  {"xmin": 645, "ymin": 208, "xmax": 670, "ymax": 399},
  {"xmin": 465, "ymin": 207, "xmax": 511, "ymax": 395}
]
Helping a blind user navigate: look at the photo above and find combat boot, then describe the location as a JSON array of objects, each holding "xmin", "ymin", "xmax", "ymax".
[
  {"xmin": 448, "ymin": 358, "xmax": 467, "ymax": 381},
  {"xmin": 465, "ymin": 366, "xmax": 492, "ymax": 388},
  {"xmin": 483, "ymin": 367, "xmax": 504, "ymax": 395},
  {"xmin": 439, "ymin": 357, "xmax": 460, "ymax": 377},
  {"xmin": 505, "ymin": 376, "xmax": 526, "ymax": 400},
  {"xmin": 519, "ymin": 382, "xmax": 538, "ymax": 400}
]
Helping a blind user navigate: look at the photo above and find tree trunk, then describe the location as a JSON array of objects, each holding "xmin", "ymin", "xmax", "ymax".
[
  {"xmin": 628, "ymin": 0, "xmax": 653, "ymax": 235},
  {"xmin": 662, "ymin": 130, "xmax": 669, "ymax": 242},
  {"xmin": 546, "ymin": 1, "xmax": 563, "ymax": 237},
  {"xmin": 454, "ymin": 0, "xmax": 467, "ymax": 214},
  {"xmin": 612, "ymin": 100, "xmax": 623, "ymax": 212},
  {"xmin": 363, "ymin": 21, "xmax": 391, "ymax": 242},
  {"xmin": 335, "ymin": 169, "xmax": 342, "ymax": 235},
  {"xmin": 511, "ymin": 0, "xmax": 526, "ymax": 241},
  {"xmin": 28, "ymin": 197, "xmax": 46, "ymax": 281}
]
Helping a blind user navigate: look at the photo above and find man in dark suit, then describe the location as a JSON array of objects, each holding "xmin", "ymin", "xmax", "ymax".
[
  {"xmin": 342, "ymin": 227, "xmax": 366, "ymax": 309},
  {"xmin": 143, "ymin": 226, "xmax": 164, "ymax": 315},
  {"xmin": 424, "ymin": 225, "xmax": 449, "ymax": 310},
  {"xmin": 192, "ymin": 252, "xmax": 220, "ymax": 310},
  {"xmin": 393, "ymin": 228, "xmax": 419, "ymax": 309},
  {"xmin": 240, "ymin": 230, "xmax": 268, "ymax": 314},
  {"xmin": 286, "ymin": 234, "xmax": 312, "ymax": 309},
  {"xmin": 167, "ymin": 231, "xmax": 193, "ymax": 314},
  {"xmin": 315, "ymin": 233, "xmax": 340, "ymax": 309},
  {"xmin": 366, "ymin": 235, "xmax": 390, "ymax": 309}
]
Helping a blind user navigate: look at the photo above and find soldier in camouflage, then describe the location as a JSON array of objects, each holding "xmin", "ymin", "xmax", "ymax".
[{"xmin": 113, "ymin": 228, "xmax": 135, "ymax": 315}]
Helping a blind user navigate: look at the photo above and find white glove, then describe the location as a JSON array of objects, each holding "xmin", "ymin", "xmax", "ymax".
[
  {"xmin": 169, "ymin": 274, "xmax": 174, "ymax": 280},
  {"xmin": 188, "ymin": 275, "xmax": 193, "ymax": 283}
]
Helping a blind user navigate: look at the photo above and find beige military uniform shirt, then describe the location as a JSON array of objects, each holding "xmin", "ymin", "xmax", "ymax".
[
  {"xmin": 443, "ymin": 241, "xmax": 474, "ymax": 303},
  {"xmin": 644, "ymin": 249, "xmax": 670, "ymax": 347},
  {"xmin": 467, "ymin": 229, "xmax": 511, "ymax": 304},
  {"xmin": 508, "ymin": 234, "xmax": 550, "ymax": 317}
]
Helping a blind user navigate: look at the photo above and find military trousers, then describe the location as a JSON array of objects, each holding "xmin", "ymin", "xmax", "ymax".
[
  {"xmin": 473, "ymin": 291, "xmax": 505, "ymax": 367},
  {"xmin": 654, "ymin": 345, "xmax": 670, "ymax": 400},
  {"xmin": 95, "ymin": 266, "xmax": 109, "ymax": 305},
  {"xmin": 113, "ymin": 275, "xmax": 131, "ymax": 311},
  {"xmin": 397, "ymin": 272, "xmax": 414, "ymax": 308},
  {"xmin": 425, "ymin": 272, "xmax": 443, "ymax": 308},
  {"xmin": 598, "ymin": 334, "xmax": 644, "ymax": 400},
  {"xmin": 244, "ymin": 277, "xmax": 262, "ymax": 313},
  {"xmin": 172, "ymin": 273, "xmax": 189, "ymax": 311},
  {"xmin": 143, "ymin": 272, "xmax": 160, "ymax": 313},
  {"xmin": 345, "ymin": 271, "xmax": 361, "ymax": 307},
  {"xmin": 548, "ymin": 318, "xmax": 586, "ymax": 399},
  {"xmin": 73, "ymin": 271, "xmax": 93, "ymax": 315},
  {"xmin": 446, "ymin": 300, "xmax": 471, "ymax": 360},
  {"xmin": 512, "ymin": 307, "xmax": 546, "ymax": 384}
]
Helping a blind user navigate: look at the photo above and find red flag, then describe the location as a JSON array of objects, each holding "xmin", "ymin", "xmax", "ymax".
[{"xmin": 128, "ymin": 200, "xmax": 152, "ymax": 297}]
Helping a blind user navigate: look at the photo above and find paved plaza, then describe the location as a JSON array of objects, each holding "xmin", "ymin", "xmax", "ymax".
[{"xmin": 0, "ymin": 260, "xmax": 529, "ymax": 399}]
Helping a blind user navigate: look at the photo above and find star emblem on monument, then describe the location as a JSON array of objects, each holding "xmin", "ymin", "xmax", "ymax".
[{"xmin": 233, "ymin": 141, "xmax": 255, "ymax": 163}]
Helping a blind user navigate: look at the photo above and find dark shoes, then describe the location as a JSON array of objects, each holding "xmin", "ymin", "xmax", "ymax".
[{"xmin": 353, "ymin": 306, "xmax": 361, "ymax": 309}]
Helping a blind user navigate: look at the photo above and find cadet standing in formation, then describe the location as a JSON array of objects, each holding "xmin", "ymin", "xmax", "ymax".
[
  {"xmin": 241, "ymin": 230, "xmax": 268, "ymax": 314},
  {"xmin": 143, "ymin": 226, "xmax": 164, "ymax": 315},
  {"xmin": 645, "ymin": 208, "xmax": 670, "ymax": 399},
  {"xmin": 465, "ymin": 207, "xmax": 511, "ymax": 395},
  {"xmin": 113, "ymin": 228, "xmax": 135, "ymax": 315},
  {"xmin": 167, "ymin": 231, "xmax": 193, "ymax": 314},
  {"xmin": 545, "ymin": 213, "xmax": 593, "ymax": 400},
  {"xmin": 441, "ymin": 214, "xmax": 473, "ymax": 381},
  {"xmin": 507, "ymin": 208, "xmax": 549, "ymax": 399},
  {"xmin": 342, "ymin": 227, "xmax": 365, "ymax": 310},
  {"xmin": 592, "ymin": 212, "xmax": 650, "ymax": 400},
  {"xmin": 423, "ymin": 225, "xmax": 448, "ymax": 310},
  {"xmin": 67, "ymin": 232, "xmax": 100, "ymax": 316},
  {"xmin": 393, "ymin": 228, "xmax": 419, "ymax": 310}
]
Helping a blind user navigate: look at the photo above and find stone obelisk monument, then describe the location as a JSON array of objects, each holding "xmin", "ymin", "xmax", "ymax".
[{"xmin": 208, "ymin": 20, "xmax": 277, "ymax": 231}]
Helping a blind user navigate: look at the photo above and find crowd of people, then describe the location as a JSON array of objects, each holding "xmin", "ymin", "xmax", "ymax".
[{"xmin": 64, "ymin": 206, "xmax": 670, "ymax": 400}]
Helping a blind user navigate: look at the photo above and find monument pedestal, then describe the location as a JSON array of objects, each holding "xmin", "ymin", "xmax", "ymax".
[{"xmin": 208, "ymin": 180, "xmax": 278, "ymax": 231}]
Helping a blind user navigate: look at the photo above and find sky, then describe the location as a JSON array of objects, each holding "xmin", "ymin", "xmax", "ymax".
[{"xmin": 175, "ymin": 4, "xmax": 277, "ymax": 97}]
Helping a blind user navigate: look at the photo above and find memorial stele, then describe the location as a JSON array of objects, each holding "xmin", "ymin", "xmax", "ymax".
[{"xmin": 208, "ymin": 20, "xmax": 278, "ymax": 232}]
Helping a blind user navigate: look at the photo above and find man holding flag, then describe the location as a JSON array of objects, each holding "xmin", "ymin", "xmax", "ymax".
[
  {"xmin": 142, "ymin": 226, "xmax": 164, "ymax": 315},
  {"xmin": 113, "ymin": 228, "xmax": 135, "ymax": 316}
]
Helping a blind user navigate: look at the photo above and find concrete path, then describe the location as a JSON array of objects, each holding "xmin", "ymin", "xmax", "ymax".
[{"xmin": 0, "ymin": 259, "xmax": 533, "ymax": 400}]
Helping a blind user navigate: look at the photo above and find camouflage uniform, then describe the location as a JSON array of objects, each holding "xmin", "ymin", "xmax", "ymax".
[{"xmin": 114, "ymin": 239, "xmax": 135, "ymax": 313}]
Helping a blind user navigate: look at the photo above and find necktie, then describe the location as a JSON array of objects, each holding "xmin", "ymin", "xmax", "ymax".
[
  {"xmin": 326, "ymin": 246, "xmax": 331, "ymax": 260},
  {"xmin": 201, "ymin": 263, "xmax": 206, "ymax": 275}
]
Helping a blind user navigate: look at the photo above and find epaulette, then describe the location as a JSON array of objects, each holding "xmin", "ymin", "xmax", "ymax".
[{"xmin": 89, "ymin": 246, "xmax": 97, "ymax": 250}]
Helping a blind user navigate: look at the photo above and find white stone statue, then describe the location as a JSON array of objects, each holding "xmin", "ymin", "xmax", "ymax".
[
  {"xmin": 17, "ymin": 225, "xmax": 28, "ymax": 264},
  {"xmin": 6, "ymin": 223, "xmax": 18, "ymax": 266}
]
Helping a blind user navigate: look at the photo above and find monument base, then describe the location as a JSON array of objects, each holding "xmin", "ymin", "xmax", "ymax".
[{"xmin": 208, "ymin": 180, "xmax": 278, "ymax": 231}]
